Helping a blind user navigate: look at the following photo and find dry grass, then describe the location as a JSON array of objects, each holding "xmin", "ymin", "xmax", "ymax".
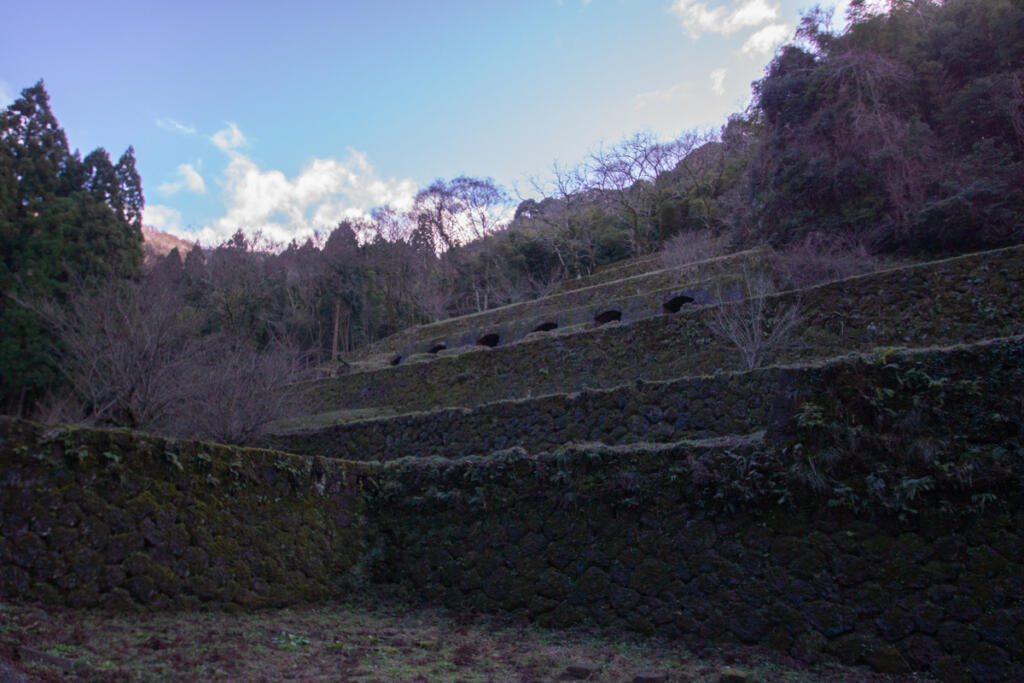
[{"xmin": 0, "ymin": 598, "xmax": 925, "ymax": 682}]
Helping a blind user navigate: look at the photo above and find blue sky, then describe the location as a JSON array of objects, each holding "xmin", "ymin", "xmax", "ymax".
[{"xmin": 2, "ymin": 0, "xmax": 850, "ymax": 246}]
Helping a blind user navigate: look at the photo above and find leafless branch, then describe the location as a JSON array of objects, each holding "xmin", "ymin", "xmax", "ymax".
[{"xmin": 705, "ymin": 266, "xmax": 803, "ymax": 370}]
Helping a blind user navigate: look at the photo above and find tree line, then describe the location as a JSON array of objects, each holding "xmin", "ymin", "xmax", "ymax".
[{"xmin": 2, "ymin": 0, "xmax": 1021, "ymax": 441}]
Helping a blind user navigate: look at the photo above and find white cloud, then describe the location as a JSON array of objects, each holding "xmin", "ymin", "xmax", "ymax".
[
  {"xmin": 158, "ymin": 163, "xmax": 206, "ymax": 195},
  {"xmin": 211, "ymin": 122, "xmax": 247, "ymax": 152},
  {"xmin": 709, "ymin": 67, "xmax": 728, "ymax": 95},
  {"xmin": 144, "ymin": 204, "xmax": 185, "ymax": 233},
  {"xmin": 669, "ymin": 0, "xmax": 777, "ymax": 37},
  {"xmin": 155, "ymin": 118, "xmax": 196, "ymax": 136},
  {"xmin": 635, "ymin": 81, "xmax": 692, "ymax": 110},
  {"xmin": 741, "ymin": 23, "xmax": 792, "ymax": 56},
  {"xmin": 190, "ymin": 127, "xmax": 417, "ymax": 245}
]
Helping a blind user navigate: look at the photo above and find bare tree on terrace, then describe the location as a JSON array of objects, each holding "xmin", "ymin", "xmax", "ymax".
[{"xmin": 704, "ymin": 265, "xmax": 803, "ymax": 370}]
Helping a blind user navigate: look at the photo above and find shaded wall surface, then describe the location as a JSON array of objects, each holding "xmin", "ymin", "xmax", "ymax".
[
  {"xmin": 370, "ymin": 444, "xmax": 1024, "ymax": 683},
  {"xmin": 2, "ymin": 408, "xmax": 1023, "ymax": 681},
  {"xmin": 0, "ymin": 419, "xmax": 370, "ymax": 610}
]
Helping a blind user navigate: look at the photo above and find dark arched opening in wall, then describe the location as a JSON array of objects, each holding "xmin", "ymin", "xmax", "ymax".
[
  {"xmin": 390, "ymin": 355, "xmax": 402, "ymax": 366},
  {"xmin": 594, "ymin": 310, "xmax": 622, "ymax": 326},
  {"xmin": 663, "ymin": 295, "xmax": 695, "ymax": 314},
  {"xmin": 477, "ymin": 333, "xmax": 500, "ymax": 347},
  {"xmin": 427, "ymin": 344, "xmax": 447, "ymax": 354},
  {"xmin": 532, "ymin": 321, "xmax": 558, "ymax": 333}
]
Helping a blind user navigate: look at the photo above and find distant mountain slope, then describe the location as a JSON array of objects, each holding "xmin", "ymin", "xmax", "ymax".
[{"xmin": 141, "ymin": 226, "xmax": 196, "ymax": 264}]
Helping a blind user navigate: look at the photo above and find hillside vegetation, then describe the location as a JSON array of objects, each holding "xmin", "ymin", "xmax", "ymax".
[{"xmin": 2, "ymin": 0, "xmax": 1022, "ymax": 440}]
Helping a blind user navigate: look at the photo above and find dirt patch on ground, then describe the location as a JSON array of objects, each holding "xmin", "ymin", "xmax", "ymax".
[{"xmin": 0, "ymin": 598, "xmax": 931, "ymax": 681}]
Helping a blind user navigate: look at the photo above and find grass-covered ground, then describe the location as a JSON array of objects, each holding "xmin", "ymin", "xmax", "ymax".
[{"xmin": 0, "ymin": 598, "xmax": 933, "ymax": 682}]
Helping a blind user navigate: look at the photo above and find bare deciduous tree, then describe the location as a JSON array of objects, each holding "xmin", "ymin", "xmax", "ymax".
[
  {"xmin": 28, "ymin": 275, "xmax": 309, "ymax": 445},
  {"xmin": 527, "ymin": 162, "xmax": 597, "ymax": 280},
  {"xmin": 590, "ymin": 131, "xmax": 696, "ymax": 254},
  {"xmin": 412, "ymin": 176, "xmax": 510, "ymax": 253},
  {"xmin": 705, "ymin": 266, "xmax": 803, "ymax": 370},
  {"xmin": 659, "ymin": 229, "xmax": 730, "ymax": 269},
  {"xmin": 30, "ymin": 278, "xmax": 202, "ymax": 430},
  {"xmin": 167, "ymin": 336, "xmax": 309, "ymax": 446},
  {"xmin": 770, "ymin": 231, "xmax": 881, "ymax": 290}
]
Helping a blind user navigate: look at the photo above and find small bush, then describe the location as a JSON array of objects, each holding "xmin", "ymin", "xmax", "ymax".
[
  {"xmin": 771, "ymin": 232, "xmax": 880, "ymax": 290},
  {"xmin": 659, "ymin": 230, "xmax": 730, "ymax": 269}
]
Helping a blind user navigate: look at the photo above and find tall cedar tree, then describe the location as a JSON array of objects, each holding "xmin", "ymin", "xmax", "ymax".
[{"xmin": 1, "ymin": 81, "xmax": 144, "ymax": 413}]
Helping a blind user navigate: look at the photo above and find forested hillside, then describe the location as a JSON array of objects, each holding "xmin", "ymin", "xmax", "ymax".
[
  {"xmin": 2, "ymin": 0, "xmax": 1021, "ymax": 440},
  {"xmin": 744, "ymin": 0, "xmax": 1024, "ymax": 252}
]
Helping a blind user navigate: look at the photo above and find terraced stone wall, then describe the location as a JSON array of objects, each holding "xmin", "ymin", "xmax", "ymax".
[
  {"xmin": 369, "ymin": 444, "xmax": 1024, "ymax": 682},
  {"xmin": 309, "ymin": 245, "xmax": 1024, "ymax": 415},
  {"xmin": 269, "ymin": 371, "xmax": 771, "ymax": 460},
  {"xmin": 0, "ymin": 419, "xmax": 371, "ymax": 610},
  {"xmin": 345, "ymin": 250, "xmax": 763, "ymax": 361},
  {"xmin": 361, "ymin": 334, "xmax": 1024, "ymax": 680},
  {"xmin": 3, "ymin": 333, "xmax": 1022, "ymax": 680},
  {"xmin": 268, "ymin": 336, "xmax": 1024, "ymax": 462}
]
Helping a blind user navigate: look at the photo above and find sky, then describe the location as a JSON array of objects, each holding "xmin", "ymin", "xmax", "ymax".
[{"xmin": 2, "ymin": 0, "xmax": 852, "ymax": 246}]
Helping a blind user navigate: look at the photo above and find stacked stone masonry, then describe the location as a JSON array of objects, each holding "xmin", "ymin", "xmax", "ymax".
[
  {"xmin": 0, "ymin": 419, "xmax": 371, "ymax": 611},
  {"xmin": 371, "ymin": 448, "xmax": 1024, "ymax": 683},
  {"xmin": 308, "ymin": 244, "xmax": 1024, "ymax": 415},
  {"xmin": 271, "ymin": 336, "xmax": 1024, "ymax": 462}
]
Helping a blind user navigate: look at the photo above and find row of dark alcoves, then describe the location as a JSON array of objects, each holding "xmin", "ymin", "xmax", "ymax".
[{"xmin": 389, "ymin": 294, "xmax": 695, "ymax": 365}]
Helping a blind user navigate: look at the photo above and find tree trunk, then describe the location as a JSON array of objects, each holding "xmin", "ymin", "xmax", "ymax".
[{"xmin": 331, "ymin": 299, "xmax": 341, "ymax": 360}]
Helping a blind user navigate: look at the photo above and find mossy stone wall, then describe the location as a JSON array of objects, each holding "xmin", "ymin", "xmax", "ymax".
[
  {"xmin": 3, "ymin": 328, "xmax": 1023, "ymax": 679},
  {"xmin": 0, "ymin": 418, "xmax": 372, "ymax": 610},
  {"xmin": 269, "ymin": 370, "xmax": 772, "ymax": 460},
  {"xmin": 368, "ymin": 440, "xmax": 1024, "ymax": 682},
  {"xmin": 270, "ymin": 336, "xmax": 1024, "ymax": 461},
  {"xmin": 360, "ymin": 333, "xmax": 1024, "ymax": 679},
  {"xmin": 310, "ymin": 245, "xmax": 1024, "ymax": 415}
]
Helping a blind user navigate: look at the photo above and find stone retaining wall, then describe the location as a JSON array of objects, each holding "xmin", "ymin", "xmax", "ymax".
[
  {"xmin": 308, "ymin": 244, "xmax": 1024, "ymax": 415},
  {"xmin": 272, "ymin": 336, "xmax": 1024, "ymax": 462},
  {"xmin": 0, "ymin": 419, "xmax": 371, "ymax": 610},
  {"xmin": 369, "ymin": 437, "xmax": 1024, "ymax": 682},
  {"xmin": 3, "ymin": 329, "xmax": 1023, "ymax": 681},
  {"xmin": 345, "ymin": 250, "xmax": 763, "ymax": 361}
]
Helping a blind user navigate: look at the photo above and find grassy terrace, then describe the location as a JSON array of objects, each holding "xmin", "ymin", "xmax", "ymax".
[{"xmin": 553, "ymin": 252, "xmax": 667, "ymax": 293}]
